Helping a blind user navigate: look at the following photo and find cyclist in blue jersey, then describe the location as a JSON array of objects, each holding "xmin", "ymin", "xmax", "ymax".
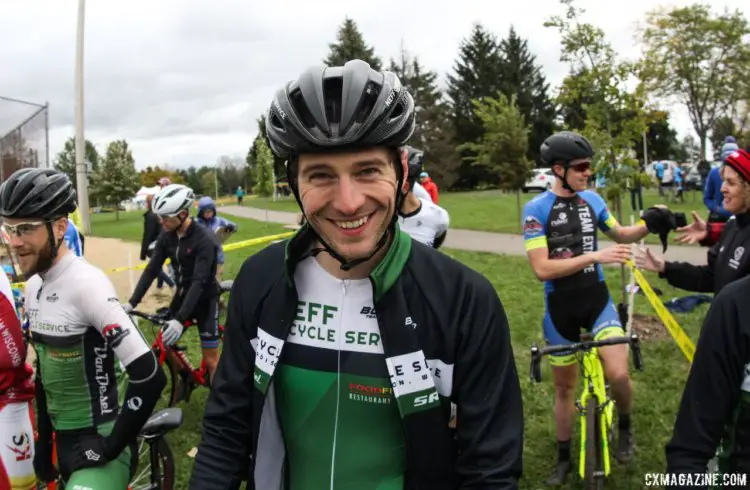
[
  {"xmin": 523, "ymin": 131, "xmax": 672, "ymax": 485},
  {"xmin": 64, "ymin": 219, "xmax": 84, "ymax": 257}
]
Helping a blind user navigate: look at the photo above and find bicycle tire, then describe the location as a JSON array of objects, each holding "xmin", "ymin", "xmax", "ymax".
[
  {"xmin": 129, "ymin": 437, "xmax": 176, "ymax": 490},
  {"xmin": 584, "ymin": 396, "xmax": 604, "ymax": 490}
]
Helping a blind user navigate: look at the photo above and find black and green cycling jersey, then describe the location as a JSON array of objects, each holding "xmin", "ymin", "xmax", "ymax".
[{"xmin": 274, "ymin": 256, "xmax": 405, "ymax": 489}]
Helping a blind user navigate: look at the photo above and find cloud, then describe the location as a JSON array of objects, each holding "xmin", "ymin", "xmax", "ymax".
[{"xmin": 0, "ymin": 0, "xmax": 744, "ymax": 169}]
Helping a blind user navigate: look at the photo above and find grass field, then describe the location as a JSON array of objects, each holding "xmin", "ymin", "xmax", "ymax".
[
  {"xmin": 243, "ymin": 188, "xmax": 706, "ymax": 246},
  {"xmin": 89, "ymin": 210, "xmax": 708, "ymax": 489}
]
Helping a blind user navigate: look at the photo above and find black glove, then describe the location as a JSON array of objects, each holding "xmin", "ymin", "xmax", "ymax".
[
  {"xmin": 641, "ymin": 207, "xmax": 687, "ymax": 253},
  {"xmin": 33, "ymin": 436, "xmax": 58, "ymax": 484},
  {"xmin": 225, "ymin": 223, "xmax": 237, "ymax": 232},
  {"xmin": 58, "ymin": 434, "xmax": 111, "ymax": 476}
]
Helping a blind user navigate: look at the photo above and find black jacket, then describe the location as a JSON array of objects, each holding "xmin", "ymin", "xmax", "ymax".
[
  {"xmin": 129, "ymin": 219, "xmax": 219, "ymax": 322},
  {"xmin": 665, "ymin": 275, "xmax": 750, "ymax": 487},
  {"xmin": 661, "ymin": 213, "xmax": 750, "ymax": 295},
  {"xmin": 140, "ymin": 210, "xmax": 162, "ymax": 261},
  {"xmin": 189, "ymin": 226, "xmax": 524, "ymax": 489}
]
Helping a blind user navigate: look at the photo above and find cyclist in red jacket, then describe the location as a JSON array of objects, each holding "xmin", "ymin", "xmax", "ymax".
[
  {"xmin": 419, "ymin": 172, "xmax": 439, "ymax": 204},
  {"xmin": 0, "ymin": 263, "xmax": 35, "ymax": 489}
]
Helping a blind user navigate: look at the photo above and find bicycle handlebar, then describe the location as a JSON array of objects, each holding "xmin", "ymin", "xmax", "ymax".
[
  {"xmin": 529, "ymin": 333, "xmax": 644, "ymax": 383},
  {"xmin": 130, "ymin": 309, "xmax": 168, "ymax": 325}
]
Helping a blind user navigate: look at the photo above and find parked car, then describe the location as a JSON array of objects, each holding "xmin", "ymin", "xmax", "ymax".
[{"xmin": 523, "ymin": 168, "xmax": 555, "ymax": 193}]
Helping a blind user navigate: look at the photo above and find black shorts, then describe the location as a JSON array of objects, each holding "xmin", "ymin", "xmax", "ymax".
[{"xmin": 169, "ymin": 293, "xmax": 220, "ymax": 349}]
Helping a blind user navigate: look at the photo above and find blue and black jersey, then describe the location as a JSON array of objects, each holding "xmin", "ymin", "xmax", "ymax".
[{"xmin": 522, "ymin": 190, "xmax": 618, "ymax": 293}]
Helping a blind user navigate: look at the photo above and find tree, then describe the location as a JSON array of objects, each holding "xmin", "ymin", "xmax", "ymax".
[
  {"xmin": 634, "ymin": 110, "xmax": 681, "ymax": 162},
  {"xmin": 639, "ymin": 4, "xmax": 750, "ymax": 160},
  {"xmin": 497, "ymin": 26, "xmax": 558, "ymax": 165},
  {"xmin": 216, "ymin": 155, "xmax": 246, "ymax": 195},
  {"xmin": 446, "ymin": 24, "xmax": 505, "ymax": 188},
  {"xmin": 253, "ymin": 137, "xmax": 275, "ymax": 197},
  {"xmin": 138, "ymin": 165, "xmax": 184, "ymax": 187},
  {"xmin": 546, "ymin": 0, "xmax": 652, "ymax": 305},
  {"xmin": 459, "ymin": 92, "xmax": 533, "ymax": 227},
  {"xmin": 53, "ymin": 136, "xmax": 100, "ymax": 196},
  {"xmin": 92, "ymin": 140, "xmax": 140, "ymax": 220},
  {"xmin": 323, "ymin": 17, "xmax": 381, "ymax": 69},
  {"xmin": 389, "ymin": 47, "xmax": 461, "ymax": 187}
]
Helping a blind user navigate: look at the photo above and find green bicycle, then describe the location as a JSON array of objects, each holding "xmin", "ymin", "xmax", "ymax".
[{"xmin": 530, "ymin": 333, "xmax": 644, "ymax": 489}]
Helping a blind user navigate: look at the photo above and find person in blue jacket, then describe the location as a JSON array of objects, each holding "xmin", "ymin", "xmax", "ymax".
[
  {"xmin": 64, "ymin": 219, "xmax": 84, "ymax": 257},
  {"xmin": 704, "ymin": 136, "xmax": 739, "ymax": 224},
  {"xmin": 195, "ymin": 196, "xmax": 237, "ymax": 282}
]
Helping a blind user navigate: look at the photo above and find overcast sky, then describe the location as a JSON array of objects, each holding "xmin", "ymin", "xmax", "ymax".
[{"xmin": 0, "ymin": 0, "xmax": 744, "ymax": 170}]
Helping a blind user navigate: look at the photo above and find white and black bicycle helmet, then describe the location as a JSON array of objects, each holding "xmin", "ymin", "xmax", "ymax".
[{"xmin": 152, "ymin": 184, "xmax": 194, "ymax": 217}]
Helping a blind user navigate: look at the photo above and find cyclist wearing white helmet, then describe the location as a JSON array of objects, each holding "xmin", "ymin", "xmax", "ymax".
[
  {"xmin": 190, "ymin": 59, "xmax": 522, "ymax": 490},
  {"xmin": 399, "ymin": 146, "xmax": 450, "ymax": 248},
  {"xmin": 124, "ymin": 184, "xmax": 222, "ymax": 382}
]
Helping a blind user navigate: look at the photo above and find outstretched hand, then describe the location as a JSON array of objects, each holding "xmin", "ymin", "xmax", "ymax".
[{"xmin": 674, "ymin": 211, "xmax": 707, "ymax": 245}]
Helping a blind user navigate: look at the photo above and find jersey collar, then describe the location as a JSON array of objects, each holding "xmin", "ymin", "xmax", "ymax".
[
  {"xmin": 40, "ymin": 251, "xmax": 76, "ymax": 282},
  {"xmin": 283, "ymin": 222, "xmax": 412, "ymax": 302}
]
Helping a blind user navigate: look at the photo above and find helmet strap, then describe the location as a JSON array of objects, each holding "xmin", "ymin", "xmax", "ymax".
[
  {"xmin": 45, "ymin": 221, "xmax": 64, "ymax": 261},
  {"xmin": 553, "ymin": 163, "xmax": 577, "ymax": 194},
  {"xmin": 288, "ymin": 151, "xmax": 406, "ymax": 272}
]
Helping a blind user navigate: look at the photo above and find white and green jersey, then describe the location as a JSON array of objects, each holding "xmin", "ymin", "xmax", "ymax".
[
  {"xmin": 274, "ymin": 256, "xmax": 405, "ymax": 490},
  {"xmin": 24, "ymin": 253, "xmax": 151, "ymax": 431},
  {"xmin": 398, "ymin": 199, "xmax": 449, "ymax": 247}
]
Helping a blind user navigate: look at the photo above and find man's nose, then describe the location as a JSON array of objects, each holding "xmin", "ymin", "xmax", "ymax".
[
  {"xmin": 332, "ymin": 176, "xmax": 365, "ymax": 215},
  {"xmin": 7, "ymin": 233, "xmax": 24, "ymax": 248}
]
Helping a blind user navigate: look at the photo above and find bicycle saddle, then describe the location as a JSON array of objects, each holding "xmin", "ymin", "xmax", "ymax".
[{"xmin": 140, "ymin": 407, "xmax": 183, "ymax": 437}]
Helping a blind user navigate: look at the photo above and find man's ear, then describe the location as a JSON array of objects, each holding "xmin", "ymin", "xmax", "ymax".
[{"xmin": 55, "ymin": 218, "xmax": 68, "ymax": 240}]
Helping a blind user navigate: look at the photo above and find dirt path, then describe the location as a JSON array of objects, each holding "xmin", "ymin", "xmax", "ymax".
[{"xmin": 83, "ymin": 236, "xmax": 173, "ymax": 312}]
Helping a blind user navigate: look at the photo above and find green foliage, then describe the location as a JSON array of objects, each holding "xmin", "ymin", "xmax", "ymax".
[
  {"xmin": 634, "ymin": 111, "xmax": 682, "ymax": 162},
  {"xmin": 253, "ymin": 137, "xmax": 275, "ymax": 197},
  {"xmin": 496, "ymin": 26, "xmax": 558, "ymax": 165},
  {"xmin": 53, "ymin": 136, "xmax": 100, "ymax": 200},
  {"xmin": 639, "ymin": 3, "xmax": 750, "ymax": 159},
  {"xmin": 389, "ymin": 47, "xmax": 460, "ymax": 188},
  {"xmin": 446, "ymin": 24, "xmax": 505, "ymax": 188},
  {"xmin": 546, "ymin": 0, "xmax": 651, "ymax": 212},
  {"xmin": 92, "ymin": 140, "xmax": 140, "ymax": 220},
  {"xmin": 323, "ymin": 17, "xmax": 381, "ymax": 70},
  {"xmin": 459, "ymin": 92, "xmax": 533, "ymax": 191}
]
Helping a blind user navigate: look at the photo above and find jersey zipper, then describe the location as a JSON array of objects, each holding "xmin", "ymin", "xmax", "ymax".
[{"xmin": 330, "ymin": 279, "xmax": 347, "ymax": 489}]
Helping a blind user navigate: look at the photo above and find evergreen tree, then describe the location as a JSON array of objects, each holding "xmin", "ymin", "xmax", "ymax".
[
  {"xmin": 634, "ymin": 111, "xmax": 681, "ymax": 162},
  {"xmin": 53, "ymin": 136, "xmax": 100, "ymax": 197},
  {"xmin": 92, "ymin": 140, "xmax": 139, "ymax": 220},
  {"xmin": 497, "ymin": 26, "xmax": 557, "ymax": 165},
  {"xmin": 253, "ymin": 138, "xmax": 275, "ymax": 197},
  {"xmin": 446, "ymin": 24, "xmax": 505, "ymax": 188},
  {"xmin": 389, "ymin": 48, "xmax": 460, "ymax": 187},
  {"xmin": 324, "ymin": 17, "xmax": 381, "ymax": 69}
]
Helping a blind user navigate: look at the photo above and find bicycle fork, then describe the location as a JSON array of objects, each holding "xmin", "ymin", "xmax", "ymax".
[{"xmin": 578, "ymin": 350, "xmax": 615, "ymax": 480}]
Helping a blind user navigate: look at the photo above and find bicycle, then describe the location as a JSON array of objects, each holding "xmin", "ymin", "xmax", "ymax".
[
  {"xmin": 37, "ymin": 407, "xmax": 183, "ymax": 490},
  {"xmin": 129, "ymin": 279, "xmax": 232, "ymax": 407},
  {"xmin": 529, "ymin": 333, "xmax": 644, "ymax": 490}
]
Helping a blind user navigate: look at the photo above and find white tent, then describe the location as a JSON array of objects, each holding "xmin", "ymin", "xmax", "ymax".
[{"xmin": 132, "ymin": 185, "xmax": 160, "ymax": 203}]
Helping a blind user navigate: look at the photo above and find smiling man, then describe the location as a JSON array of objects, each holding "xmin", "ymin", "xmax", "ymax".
[{"xmin": 189, "ymin": 59, "xmax": 524, "ymax": 490}]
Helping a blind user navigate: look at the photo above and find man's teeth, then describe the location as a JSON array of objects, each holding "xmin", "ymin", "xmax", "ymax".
[{"xmin": 335, "ymin": 216, "xmax": 368, "ymax": 229}]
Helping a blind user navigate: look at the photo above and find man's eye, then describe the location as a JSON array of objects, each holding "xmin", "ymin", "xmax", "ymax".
[
  {"xmin": 310, "ymin": 173, "xmax": 332, "ymax": 181},
  {"xmin": 359, "ymin": 168, "xmax": 380, "ymax": 177}
]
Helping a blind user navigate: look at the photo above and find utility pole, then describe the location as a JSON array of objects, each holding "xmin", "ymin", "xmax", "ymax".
[{"xmin": 74, "ymin": 0, "xmax": 91, "ymax": 234}]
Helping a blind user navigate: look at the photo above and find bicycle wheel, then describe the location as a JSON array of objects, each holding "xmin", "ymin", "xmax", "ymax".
[
  {"xmin": 584, "ymin": 397, "xmax": 604, "ymax": 490},
  {"xmin": 128, "ymin": 437, "xmax": 176, "ymax": 490}
]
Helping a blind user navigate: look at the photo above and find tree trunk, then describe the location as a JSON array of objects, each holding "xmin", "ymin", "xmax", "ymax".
[
  {"xmin": 516, "ymin": 189, "xmax": 522, "ymax": 233},
  {"xmin": 699, "ymin": 128, "xmax": 708, "ymax": 161},
  {"xmin": 115, "ymin": 206, "xmax": 119, "ymax": 221}
]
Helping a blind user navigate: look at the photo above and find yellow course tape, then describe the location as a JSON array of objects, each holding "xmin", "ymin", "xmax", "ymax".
[
  {"xmin": 625, "ymin": 259, "xmax": 696, "ymax": 363},
  {"xmin": 10, "ymin": 231, "xmax": 295, "ymax": 289}
]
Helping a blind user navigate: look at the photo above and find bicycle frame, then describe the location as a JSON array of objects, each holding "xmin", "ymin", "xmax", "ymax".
[
  {"xmin": 578, "ymin": 346, "xmax": 615, "ymax": 480},
  {"xmin": 530, "ymin": 333, "xmax": 643, "ymax": 486}
]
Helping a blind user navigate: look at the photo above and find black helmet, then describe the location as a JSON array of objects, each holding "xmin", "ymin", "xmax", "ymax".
[
  {"xmin": 404, "ymin": 146, "xmax": 424, "ymax": 189},
  {"xmin": 0, "ymin": 168, "xmax": 77, "ymax": 219},
  {"xmin": 540, "ymin": 131, "xmax": 594, "ymax": 167},
  {"xmin": 265, "ymin": 59, "xmax": 415, "ymax": 158}
]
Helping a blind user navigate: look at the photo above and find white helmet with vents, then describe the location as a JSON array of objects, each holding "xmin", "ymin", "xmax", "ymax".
[{"xmin": 152, "ymin": 184, "xmax": 194, "ymax": 216}]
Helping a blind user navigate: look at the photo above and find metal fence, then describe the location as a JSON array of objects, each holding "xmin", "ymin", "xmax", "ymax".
[{"xmin": 0, "ymin": 96, "xmax": 50, "ymax": 180}]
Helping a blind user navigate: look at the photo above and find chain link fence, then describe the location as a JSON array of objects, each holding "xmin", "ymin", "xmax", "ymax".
[{"xmin": 0, "ymin": 96, "xmax": 50, "ymax": 181}]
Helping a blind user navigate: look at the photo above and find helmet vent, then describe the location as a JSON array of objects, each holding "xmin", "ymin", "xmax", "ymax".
[
  {"xmin": 323, "ymin": 77, "xmax": 343, "ymax": 127},
  {"xmin": 289, "ymin": 89, "xmax": 317, "ymax": 130}
]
